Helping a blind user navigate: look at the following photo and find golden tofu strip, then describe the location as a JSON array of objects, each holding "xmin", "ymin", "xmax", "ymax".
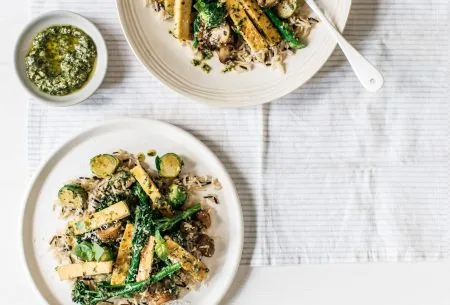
[
  {"xmin": 136, "ymin": 236, "xmax": 156, "ymax": 281},
  {"xmin": 165, "ymin": 0, "xmax": 175, "ymax": 16},
  {"xmin": 240, "ymin": 0, "xmax": 281, "ymax": 46},
  {"xmin": 56, "ymin": 261, "xmax": 113, "ymax": 280},
  {"xmin": 226, "ymin": 0, "xmax": 267, "ymax": 52},
  {"xmin": 111, "ymin": 223, "xmax": 134, "ymax": 285},
  {"xmin": 130, "ymin": 165, "xmax": 161, "ymax": 205},
  {"xmin": 69, "ymin": 201, "xmax": 130, "ymax": 235},
  {"xmin": 173, "ymin": 0, "xmax": 192, "ymax": 40},
  {"xmin": 165, "ymin": 236, "xmax": 209, "ymax": 281},
  {"xmin": 131, "ymin": 165, "xmax": 172, "ymax": 216}
]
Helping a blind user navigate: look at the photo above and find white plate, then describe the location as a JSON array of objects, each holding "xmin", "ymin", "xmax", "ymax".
[
  {"xmin": 117, "ymin": 0, "xmax": 351, "ymax": 107},
  {"xmin": 21, "ymin": 119, "xmax": 243, "ymax": 305},
  {"xmin": 14, "ymin": 10, "xmax": 108, "ymax": 106}
]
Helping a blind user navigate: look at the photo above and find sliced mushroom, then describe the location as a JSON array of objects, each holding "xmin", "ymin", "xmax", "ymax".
[
  {"xmin": 275, "ymin": 0, "xmax": 297, "ymax": 18},
  {"xmin": 208, "ymin": 22, "xmax": 232, "ymax": 47},
  {"xmin": 218, "ymin": 45, "xmax": 235, "ymax": 63},
  {"xmin": 97, "ymin": 222, "xmax": 123, "ymax": 241},
  {"xmin": 180, "ymin": 221, "xmax": 199, "ymax": 239},
  {"xmin": 257, "ymin": 0, "xmax": 279, "ymax": 8},
  {"xmin": 196, "ymin": 234, "xmax": 215, "ymax": 257},
  {"xmin": 147, "ymin": 293, "xmax": 173, "ymax": 305},
  {"xmin": 195, "ymin": 210, "xmax": 211, "ymax": 228}
]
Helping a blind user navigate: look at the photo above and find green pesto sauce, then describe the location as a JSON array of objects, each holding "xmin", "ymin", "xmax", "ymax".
[{"xmin": 25, "ymin": 25, "xmax": 97, "ymax": 96}]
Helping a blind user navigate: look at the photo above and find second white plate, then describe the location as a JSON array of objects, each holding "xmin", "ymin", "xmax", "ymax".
[
  {"xmin": 21, "ymin": 118, "xmax": 243, "ymax": 305},
  {"xmin": 117, "ymin": 0, "xmax": 351, "ymax": 107}
]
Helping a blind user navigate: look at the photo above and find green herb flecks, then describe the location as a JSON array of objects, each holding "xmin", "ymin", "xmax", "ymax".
[{"xmin": 201, "ymin": 63, "xmax": 212, "ymax": 73}]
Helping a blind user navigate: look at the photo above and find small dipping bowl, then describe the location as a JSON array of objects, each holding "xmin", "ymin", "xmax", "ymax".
[{"xmin": 14, "ymin": 10, "xmax": 108, "ymax": 106}]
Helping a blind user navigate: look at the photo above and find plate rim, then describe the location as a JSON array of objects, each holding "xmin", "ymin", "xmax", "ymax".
[
  {"xmin": 20, "ymin": 118, "xmax": 244, "ymax": 305},
  {"xmin": 116, "ymin": 0, "xmax": 352, "ymax": 108}
]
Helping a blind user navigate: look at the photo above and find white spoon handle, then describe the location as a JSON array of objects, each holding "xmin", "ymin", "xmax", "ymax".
[{"xmin": 304, "ymin": 0, "xmax": 384, "ymax": 92}]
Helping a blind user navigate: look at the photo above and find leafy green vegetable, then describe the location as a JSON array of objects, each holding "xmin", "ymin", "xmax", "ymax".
[
  {"xmin": 91, "ymin": 242, "xmax": 105, "ymax": 261},
  {"xmin": 154, "ymin": 230, "xmax": 169, "ymax": 260},
  {"xmin": 126, "ymin": 184, "xmax": 154, "ymax": 283},
  {"xmin": 168, "ymin": 183, "xmax": 187, "ymax": 208},
  {"xmin": 74, "ymin": 241, "xmax": 112, "ymax": 262},
  {"xmin": 263, "ymin": 8, "xmax": 305, "ymax": 49},
  {"xmin": 193, "ymin": 16, "xmax": 201, "ymax": 48},
  {"xmin": 155, "ymin": 155, "xmax": 161, "ymax": 171},
  {"xmin": 72, "ymin": 263, "xmax": 182, "ymax": 305},
  {"xmin": 100, "ymin": 248, "xmax": 113, "ymax": 261},
  {"xmin": 74, "ymin": 241, "xmax": 95, "ymax": 261},
  {"xmin": 194, "ymin": 0, "xmax": 227, "ymax": 28}
]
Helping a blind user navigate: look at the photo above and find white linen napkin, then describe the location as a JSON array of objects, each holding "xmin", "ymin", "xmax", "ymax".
[{"xmin": 28, "ymin": 0, "xmax": 449, "ymax": 265}]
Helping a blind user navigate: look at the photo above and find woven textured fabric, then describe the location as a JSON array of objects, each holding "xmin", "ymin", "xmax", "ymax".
[{"xmin": 29, "ymin": 0, "xmax": 449, "ymax": 265}]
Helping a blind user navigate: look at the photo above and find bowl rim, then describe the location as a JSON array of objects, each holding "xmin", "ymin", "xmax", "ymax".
[{"xmin": 13, "ymin": 10, "xmax": 108, "ymax": 107}]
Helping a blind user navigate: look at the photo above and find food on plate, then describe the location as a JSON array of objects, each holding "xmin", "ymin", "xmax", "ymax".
[
  {"xmin": 90, "ymin": 154, "xmax": 120, "ymax": 178},
  {"xmin": 157, "ymin": 153, "xmax": 184, "ymax": 178},
  {"xmin": 145, "ymin": 0, "xmax": 318, "ymax": 72},
  {"xmin": 57, "ymin": 261, "xmax": 113, "ymax": 281},
  {"xmin": 50, "ymin": 150, "xmax": 221, "ymax": 305},
  {"xmin": 25, "ymin": 25, "xmax": 97, "ymax": 95}
]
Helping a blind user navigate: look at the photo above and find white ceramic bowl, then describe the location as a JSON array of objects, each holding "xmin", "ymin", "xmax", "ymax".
[
  {"xmin": 14, "ymin": 10, "xmax": 108, "ymax": 107},
  {"xmin": 117, "ymin": 0, "xmax": 352, "ymax": 107}
]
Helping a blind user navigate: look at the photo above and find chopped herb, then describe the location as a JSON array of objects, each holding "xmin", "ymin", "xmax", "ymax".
[
  {"xmin": 201, "ymin": 49, "xmax": 213, "ymax": 60},
  {"xmin": 201, "ymin": 63, "xmax": 212, "ymax": 73},
  {"xmin": 222, "ymin": 63, "xmax": 235, "ymax": 73},
  {"xmin": 191, "ymin": 59, "xmax": 202, "ymax": 66},
  {"xmin": 137, "ymin": 152, "xmax": 145, "ymax": 162},
  {"xmin": 147, "ymin": 149, "xmax": 157, "ymax": 157},
  {"xmin": 155, "ymin": 155, "xmax": 162, "ymax": 171}
]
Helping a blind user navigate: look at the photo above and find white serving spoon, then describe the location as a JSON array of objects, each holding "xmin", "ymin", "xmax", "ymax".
[{"xmin": 304, "ymin": 0, "xmax": 384, "ymax": 92}]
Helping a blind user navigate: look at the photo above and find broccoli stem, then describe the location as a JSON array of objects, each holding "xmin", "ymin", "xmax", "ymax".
[
  {"xmin": 263, "ymin": 8, "xmax": 305, "ymax": 49},
  {"xmin": 126, "ymin": 185, "xmax": 200, "ymax": 283},
  {"xmin": 126, "ymin": 184, "xmax": 154, "ymax": 283},
  {"xmin": 72, "ymin": 263, "xmax": 182, "ymax": 305},
  {"xmin": 155, "ymin": 203, "xmax": 202, "ymax": 232}
]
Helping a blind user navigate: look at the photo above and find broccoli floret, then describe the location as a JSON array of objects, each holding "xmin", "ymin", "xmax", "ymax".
[
  {"xmin": 194, "ymin": 0, "xmax": 227, "ymax": 28},
  {"xmin": 168, "ymin": 184, "xmax": 187, "ymax": 208}
]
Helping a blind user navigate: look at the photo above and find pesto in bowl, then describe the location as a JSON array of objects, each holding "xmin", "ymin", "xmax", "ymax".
[{"xmin": 25, "ymin": 25, "xmax": 97, "ymax": 96}]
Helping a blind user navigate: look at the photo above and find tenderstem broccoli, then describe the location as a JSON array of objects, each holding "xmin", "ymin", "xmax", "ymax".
[
  {"xmin": 126, "ymin": 184, "xmax": 154, "ymax": 282},
  {"xmin": 264, "ymin": 8, "xmax": 305, "ymax": 49},
  {"xmin": 72, "ymin": 263, "xmax": 181, "ymax": 305},
  {"xmin": 155, "ymin": 203, "xmax": 202, "ymax": 232}
]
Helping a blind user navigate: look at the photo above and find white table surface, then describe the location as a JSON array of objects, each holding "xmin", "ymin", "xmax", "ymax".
[{"xmin": 1, "ymin": 1, "xmax": 449, "ymax": 304}]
